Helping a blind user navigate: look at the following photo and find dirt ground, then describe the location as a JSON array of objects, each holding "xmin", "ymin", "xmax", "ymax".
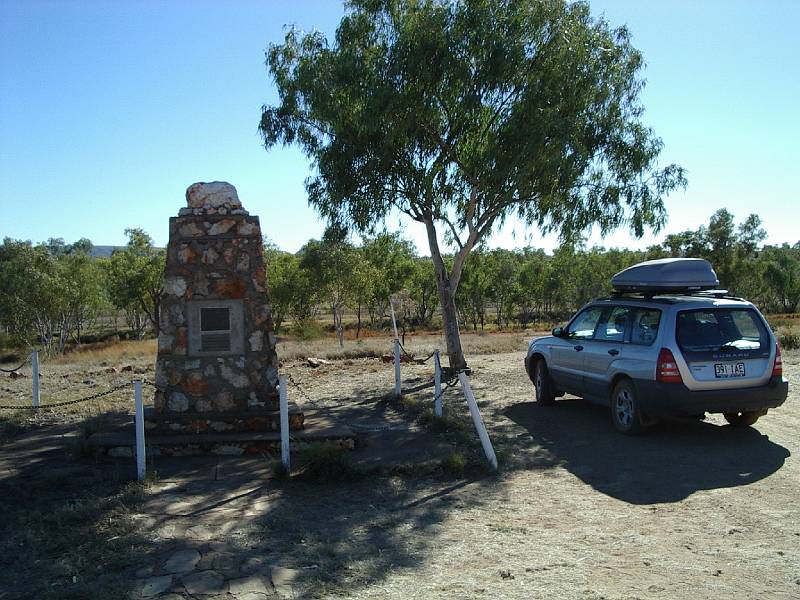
[{"xmin": 1, "ymin": 335, "xmax": 798, "ymax": 599}]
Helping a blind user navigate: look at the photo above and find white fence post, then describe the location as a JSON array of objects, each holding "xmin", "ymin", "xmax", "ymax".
[
  {"xmin": 31, "ymin": 350, "xmax": 40, "ymax": 411},
  {"xmin": 434, "ymin": 350, "xmax": 442, "ymax": 417},
  {"xmin": 458, "ymin": 372, "xmax": 498, "ymax": 472},
  {"xmin": 389, "ymin": 300, "xmax": 399, "ymax": 340},
  {"xmin": 394, "ymin": 339, "xmax": 402, "ymax": 398},
  {"xmin": 134, "ymin": 380, "xmax": 146, "ymax": 481},
  {"xmin": 279, "ymin": 376, "xmax": 291, "ymax": 473}
]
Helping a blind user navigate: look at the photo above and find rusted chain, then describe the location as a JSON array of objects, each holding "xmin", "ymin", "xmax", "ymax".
[
  {"xmin": 0, "ymin": 354, "xmax": 31, "ymax": 373},
  {"xmin": 0, "ymin": 382, "xmax": 130, "ymax": 410}
]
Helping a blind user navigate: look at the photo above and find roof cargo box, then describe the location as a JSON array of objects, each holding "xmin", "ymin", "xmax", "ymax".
[{"xmin": 611, "ymin": 258, "xmax": 719, "ymax": 293}]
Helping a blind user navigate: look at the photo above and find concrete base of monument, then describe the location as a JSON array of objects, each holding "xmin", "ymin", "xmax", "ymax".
[
  {"xmin": 86, "ymin": 409, "xmax": 356, "ymax": 458},
  {"xmin": 143, "ymin": 405, "xmax": 305, "ymax": 434}
]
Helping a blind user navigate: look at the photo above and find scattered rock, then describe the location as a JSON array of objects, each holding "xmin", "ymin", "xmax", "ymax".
[
  {"xmin": 182, "ymin": 570, "xmax": 226, "ymax": 596},
  {"xmin": 240, "ymin": 556, "xmax": 270, "ymax": 575},
  {"xmin": 134, "ymin": 565, "xmax": 154, "ymax": 578},
  {"xmin": 306, "ymin": 357, "xmax": 330, "ymax": 368},
  {"xmin": 8, "ymin": 371, "xmax": 24, "ymax": 379},
  {"xmin": 163, "ymin": 548, "xmax": 201, "ymax": 574},
  {"xmin": 211, "ymin": 551, "xmax": 241, "ymax": 575},
  {"xmin": 134, "ymin": 575, "xmax": 172, "ymax": 598},
  {"xmin": 228, "ymin": 575, "xmax": 271, "ymax": 596},
  {"xmin": 499, "ymin": 569, "xmax": 515, "ymax": 580},
  {"xmin": 270, "ymin": 566, "xmax": 300, "ymax": 598},
  {"xmin": 120, "ymin": 364, "xmax": 133, "ymax": 372}
]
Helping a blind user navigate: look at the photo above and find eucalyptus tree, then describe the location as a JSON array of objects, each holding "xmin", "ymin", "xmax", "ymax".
[
  {"xmin": 261, "ymin": 0, "xmax": 685, "ymax": 369},
  {"xmin": 105, "ymin": 229, "xmax": 164, "ymax": 338}
]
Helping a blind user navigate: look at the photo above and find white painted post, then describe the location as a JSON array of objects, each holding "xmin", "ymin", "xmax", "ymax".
[
  {"xmin": 458, "ymin": 372, "xmax": 498, "ymax": 472},
  {"xmin": 434, "ymin": 350, "xmax": 442, "ymax": 417},
  {"xmin": 134, "ymin": 380, "xmax": 146, "ymax": 481},
  {"xmin": 394, "ymin": 339, "xmax": 402, "ymax": 398},
  {"xmin": 389, "ymin": 300, "xmax": 399, "ymax": 340},
  {"xmin": 279, "ymin": 376, "xmax": 291, "ymax": 473},
  {"xmin": 31, "ymin": 350, "xmax": 40, "ymax": 411}
]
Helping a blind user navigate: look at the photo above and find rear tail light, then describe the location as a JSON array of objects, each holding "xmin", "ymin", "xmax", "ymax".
[
  {"xmin": 656, "ymin": 348, "xmax": 683, "ymax": 383},
  {"xmin": 772, "ymin": 343, "xmax": 783, "ymax": 377}
]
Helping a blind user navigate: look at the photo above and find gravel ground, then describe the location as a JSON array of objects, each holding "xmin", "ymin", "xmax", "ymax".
[
  {"xmin": 280, "ymin": 346, "xmax": 800, "ymax": 599},
  {"xmin": 1, "ymin": 338, "xmax": 797, "ymax": 599}
]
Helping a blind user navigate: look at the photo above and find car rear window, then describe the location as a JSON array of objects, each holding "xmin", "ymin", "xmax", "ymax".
[
  {"xmin": 676, "ymin": 308, "xmax": 768, "ymax": 352},
  {"xmin": 631, "ymin": 308, "xmax": 661, "ymax": 345}
]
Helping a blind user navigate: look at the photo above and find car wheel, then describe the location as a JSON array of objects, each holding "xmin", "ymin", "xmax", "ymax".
[
  {"xmin": 611, "ymin": 379, "xmax": 644, "ymax": 434},
  {"xmin": 533, "ymin": 360, "xmax": 556, "ymax": 406},
  {"xmin": 723, "ymin": 411, "xmax": 761, "ymax": 426}
]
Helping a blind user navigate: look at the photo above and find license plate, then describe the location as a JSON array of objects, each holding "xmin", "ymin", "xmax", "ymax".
[{"xmin": 714, "ymin": 362, "xmax": 745, "ymax": 378}]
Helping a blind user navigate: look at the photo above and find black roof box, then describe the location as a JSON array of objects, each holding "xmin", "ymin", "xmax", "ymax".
[{"xmin": 611, "ymin": 258, "xmax": 719, "ymax": 294}]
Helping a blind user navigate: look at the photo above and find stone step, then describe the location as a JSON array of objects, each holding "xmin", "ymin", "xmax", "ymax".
[
  {"xmin": 144, "ymin": 404, "xmax": 304, "ymax": 434},
  {"xmin": 86, "ymin": 410, "xmax": 355, "ymax": 458}
]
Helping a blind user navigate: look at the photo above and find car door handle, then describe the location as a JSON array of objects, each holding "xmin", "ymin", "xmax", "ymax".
[
  {"xmin": 574, "ymin": 345, "xmax": 584, "ymax": 352},
  {"xmin": 608, "ymin": 349, "xmax": 620, "ymax": 356}
]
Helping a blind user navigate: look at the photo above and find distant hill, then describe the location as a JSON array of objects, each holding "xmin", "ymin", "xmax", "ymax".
[{"xmin": 90, "ymin": 245, "xmax": 124, "ymax": 258}]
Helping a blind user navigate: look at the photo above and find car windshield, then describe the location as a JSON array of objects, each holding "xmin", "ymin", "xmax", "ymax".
[{"xmin": 676, "ymin": 308, "xmax": 768, "ymax": 352}]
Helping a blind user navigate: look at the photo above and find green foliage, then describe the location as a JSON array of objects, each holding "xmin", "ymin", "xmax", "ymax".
[
  {"xmin": 104, "ymin": 229, "xmax": 164, "ymax": 339},
  {"xmin": 262, "ymin": 0, "xmax": 684, "ymax": 368},
  {"xmin": 0, "ymin": 237, "xmax": 107, "ymax": 352},
  {"xmin": 440, "ymin": 451, "xmax": 467, "ymax": 477},
  {"xmin": 292, "ymin": 319, "xmax": 325, "ymax": 341}
]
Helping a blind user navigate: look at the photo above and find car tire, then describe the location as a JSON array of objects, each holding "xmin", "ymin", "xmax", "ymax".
[
  {"xmin": 533, "ymin": 360, "xmax": 556, "ymax": 406},
  {"xmin": 723, "ymin": 411, "xmax": 761, "ymax": 426},
  {"xmin": 611, "ymin": 379, "xmax": 645, "ymax": 434}
]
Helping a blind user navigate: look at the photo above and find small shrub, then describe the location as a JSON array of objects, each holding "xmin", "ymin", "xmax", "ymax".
[
  {"xmin": 296, "ymin": 442, "xmax": 359, "ymax": 482},
  {"xmin": 440, "ymin": 451, "xmax": 466, "ymax": 477},
  {"xmin": 292, "ymin": 320, "xmax": 325, "ymax": 341},
  {"xmin": 778, "ymin": 330, "xmax": 800, "ymax": 350}
]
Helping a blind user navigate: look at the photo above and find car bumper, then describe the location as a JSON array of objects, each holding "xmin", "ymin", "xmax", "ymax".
[{"xmin": 634, "ymin": 376, "xmax": 789, "ymax": 416}]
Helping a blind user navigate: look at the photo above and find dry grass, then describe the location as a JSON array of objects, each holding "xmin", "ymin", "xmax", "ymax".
[
  {"xmin": 277, "ymin": 329, "xmax": 545, "ymax": 362},
  {"xmin": 48, "ymin": 339, "xmax": 157, "ymax": 365}
]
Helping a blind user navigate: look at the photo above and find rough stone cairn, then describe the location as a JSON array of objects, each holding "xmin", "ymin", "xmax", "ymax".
[{"xmin": 154, "ymin": 182, "xmax": 285, "ymax": 428}]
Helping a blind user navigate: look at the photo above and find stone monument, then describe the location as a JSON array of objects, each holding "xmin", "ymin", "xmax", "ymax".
[{"xmin": 150, "ymin": 181, "xmax": 303, "ymax": 442}]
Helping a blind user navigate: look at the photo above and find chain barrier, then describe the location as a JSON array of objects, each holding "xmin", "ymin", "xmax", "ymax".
[
  {"xmin": 396, "ymin": 339, "xmax": 435, "ymax": 363},
  {"xmin": 284, "ymin": 370, "xmax": 314, "ymax": 403},
  {"xmin": 141, "ymin": 379, "xmax": 164, "ymax": 392},
  {"xmin": 0, "ymin": 354, "xmax": 31, "ymax": 373},
  {"xmin": 432, "ymin": 367, "xmax": 469, "ymax": 404},
  {"xmin": 0, "ymin": 382, "xmax": 131, "ymax": 410}
]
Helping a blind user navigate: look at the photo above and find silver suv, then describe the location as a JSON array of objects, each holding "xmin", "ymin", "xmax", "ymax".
[{"xmin": 524, "ymin": 261, "xmax": 789, "ymax": 434}]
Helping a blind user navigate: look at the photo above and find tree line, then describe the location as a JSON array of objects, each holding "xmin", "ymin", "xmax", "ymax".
[{"xmin": 2, "ymin": 208, "xmax": 795, "ymax": 354}]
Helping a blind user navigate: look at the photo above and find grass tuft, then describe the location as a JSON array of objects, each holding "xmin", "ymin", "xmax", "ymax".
[
  {"xmin": 295, "ymin": 441, "xmax": 360, "ymax": 483},
  {"xmin": 440, "ymin": 451, "xmax": 467, "ymax": 477},
  {"xmin": 778, "ymin": 330, "xmax": 800, "ymax": 350}
]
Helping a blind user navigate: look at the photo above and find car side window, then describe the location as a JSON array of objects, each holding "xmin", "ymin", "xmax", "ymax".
[
  {"xmin": 631, "ymin": 308, "xmax": 661, "ymax": 346},
  {"xmin": 595, "ymin": 306, "xmax": 631, "ymax": 342},
  {"xmin": 567, "ymin": 307, "xmax": 605, "ymax": 340}
]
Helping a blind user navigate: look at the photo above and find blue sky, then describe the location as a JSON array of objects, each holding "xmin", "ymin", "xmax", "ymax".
[{"xmin": 1, "ymin": 0, "xmax": 798, "ymax": 254}]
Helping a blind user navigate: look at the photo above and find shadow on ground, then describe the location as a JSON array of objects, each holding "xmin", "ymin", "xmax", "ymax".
[
  {"xmin": 0, "ymin": 418, "xmax": 146, "ymax": 600},
  {"xmin": 0, "ymin": 384, "xmax": 497, "ymax": 599},
  {"xmin": 503, "ymin": 398, "xmax": 791, "ymax": 504}
]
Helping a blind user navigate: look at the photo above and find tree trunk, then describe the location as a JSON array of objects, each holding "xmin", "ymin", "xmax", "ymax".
[{"xmin": 423, "ymin": 216, "xmax": 468, "ymax": 371}]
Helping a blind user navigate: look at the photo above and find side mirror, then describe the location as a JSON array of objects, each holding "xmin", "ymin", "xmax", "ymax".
[{"xmin": 552, "ymin": 326, "xmax": 565, "ymax": 337}]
